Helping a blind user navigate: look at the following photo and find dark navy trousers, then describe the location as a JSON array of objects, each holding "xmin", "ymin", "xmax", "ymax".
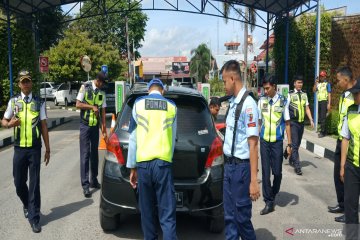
[
  {"xmin": 260, "ymin": 139, "xmax": 283, "ymax": 204},
  {"xmin": 137, "ymin": 159, "xmax": 177, "ymax": 240},
  {"xmin": 223, "ymin": 161, "xmax": 256, "ymax": 240},
  {"xmin": 289, "ymin": 121, "xmax": 304, "ymax": 170},
  {"xmin": 79, "ymin": 122, "xmax": 99, "ymax": 189},
  {"xmin": 13, "ymin": 146, "xmax": 41, "ymax": 224},
  {"xmin": 334, "ymin": 139, "xmax": 344, "ymax": 208}
]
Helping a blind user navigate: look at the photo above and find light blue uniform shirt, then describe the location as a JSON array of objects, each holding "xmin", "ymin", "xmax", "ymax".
[
  {"xmin": 223, "ymin": 87, "xmax": 259, "ymax": 159},
  {"xmin": 126, "ymin": 91, "xmax": 177, "ymax": 168}
]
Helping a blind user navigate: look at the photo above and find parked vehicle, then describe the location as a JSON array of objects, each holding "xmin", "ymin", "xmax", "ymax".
[
  {"xmin": 53, "ymin": 82, "xmax": 80, "ymax": 106},
  {"xmin": 40, "ymin": 82, "xmax": 59, "ymax": 100},
  {"xmin": 99, "ymin": 86, "xmax": 225, "ymax": 233}
]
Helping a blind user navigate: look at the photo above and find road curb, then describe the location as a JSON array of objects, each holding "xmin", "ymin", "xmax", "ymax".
[
  {"xmin": 0, "ymin": 117, "xmax": 72, "ymax": 149},
  {"xmin": 61, "ymin": 107, "xmax": 80, "ymax": 112},
  {"xmin": 300, "ymin": 137, "xmax": 335, "ymax": 162}
]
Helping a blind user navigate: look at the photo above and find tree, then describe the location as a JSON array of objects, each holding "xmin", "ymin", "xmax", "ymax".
[
  {"xmin": 190, "ymin": 43, "xmax": 213, "ymax": 83},
  {"xmin": 44, "ymin": 27, "xmax": 126, "ymax": 84},
  {"xmin": 37, "ymin": 6, "xmax": 69, "ymax": 52},
  {"xmin": 222, "ymin": 4, "xmax": 256, "ymax": 87},
  {"xmin": 74, "ymin": 0, "xmax": 148, "ymax": 58}
]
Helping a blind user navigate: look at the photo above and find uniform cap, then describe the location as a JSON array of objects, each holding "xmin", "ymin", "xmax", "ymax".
[
  {"xmin": 18, "ymin": 70, "xmax": 32, "ymax": 82},
  {"xmin": 148, "ymin": 79, "xmax": 164, "ymax": 90},
  {"xmin": 320, "ymin": 70, "xmax": 327, "ymax": 77},
  {"xmin": 349, "ymin": 78, "xmax": 360, "ymax": 94}
]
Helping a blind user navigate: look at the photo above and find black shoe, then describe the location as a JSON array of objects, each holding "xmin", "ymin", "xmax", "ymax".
[
  {"xmin": 23, "ymin": 206, "xmax": 28, "ymax": 218},
  {"xmin": 30, "ymin": 222, "xmax": 41, "ymax": 233},
  {"xmin": 318, "ymin": 133, "xmax": 325, "ymax": 138},
  {"xmin": 83, "ymin": 188, "xmax": 91, "ymax": 198},
  {"xmin": 295, "ymin": 168, "xmax": 303, "ymax": 175},
  {"xmin": 90, "ymin": 182, "xmax": 101, "ymax": 189},
  {"xmin": 328, "ymin": 204, "xmax": 342, "ymax": 210},
  {"xmin": 260, "ymin": 203, "xmax": 274, "ymax": 215},
  {"xmin": 335, "ymin": 214, "xmax": 345, "ymax": 223},
  {"xmin": 328, "ymin": 205, "xmax": 344, "ymax": 213}
]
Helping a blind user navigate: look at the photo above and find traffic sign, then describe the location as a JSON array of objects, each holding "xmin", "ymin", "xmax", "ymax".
[{"xmin": 39, "ymin": 56, "xmax": 49, "ymax": 73}]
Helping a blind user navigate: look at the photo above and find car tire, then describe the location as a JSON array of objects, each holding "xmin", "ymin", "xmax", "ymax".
[
  {"xmin": 64, "ymin": 98, "xmax": 68, "ymax": 107},
  {"xmin": 100, "ymin": 211, "xmax": 119, "ymax": 231},
  {"xmin": 54, "ymin": 98, "xmax": 58, "ymax": 106},
  {"xmin": 207, "ymin": 207, "xmax": 225, "ymax": 233}
]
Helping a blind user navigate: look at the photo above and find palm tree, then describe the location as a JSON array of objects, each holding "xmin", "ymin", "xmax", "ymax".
[
  {"xmin": 190, "ymin": 43, "xmax": 213, "ymax": 83},
  {"xmin": 223, "ymin": 4, "xmax": 256, "ymax": 87}
]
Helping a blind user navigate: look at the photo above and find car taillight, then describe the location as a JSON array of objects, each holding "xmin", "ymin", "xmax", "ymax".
[
  {"xmin": 106, "ymin": 133, "xmax": 125, "ymax": 165},
  {"xmin": 205, "ymin": 136, "xmax": 224, "ymax": 168}
]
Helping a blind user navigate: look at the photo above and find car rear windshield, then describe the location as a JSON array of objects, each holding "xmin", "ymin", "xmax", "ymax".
[{"xmin": 118, "ymin": 94, "xmax": 215, "ymax": 139}]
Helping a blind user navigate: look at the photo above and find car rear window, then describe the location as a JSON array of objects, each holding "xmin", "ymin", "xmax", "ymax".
[{"xmin": 118, "ymin": 94, "xmax": 215, "ymax": 139}]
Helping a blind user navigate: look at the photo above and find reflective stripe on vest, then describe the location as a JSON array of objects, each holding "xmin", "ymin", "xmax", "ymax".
[
  {"xmin": 289, "ymin": 91, "xmax": 308, "ymax": 122},
  {"xmin": 338, "ymin": 93, "xmax": 354, "ymax": 140},
  {"xmin": 12, "ymin": 96, "xmax": 41, "ymax": 147},
  {"xmin": 260, "ymin": 95, "xmax": 286, "ymax": 142},
  {"xmin": 347, "ymin": 105, "xmax": 360, "ymax": 167},
  {"xmin": 80, "ymin": 84, "xmax": 104, "ymax": 126},
  {"xmin": 317, "ymin": 82, "xmax": 328, "ymax": 102},
  {"xmin": 135, "ymin": 97, "xmax": 176, "ymax": 163}
]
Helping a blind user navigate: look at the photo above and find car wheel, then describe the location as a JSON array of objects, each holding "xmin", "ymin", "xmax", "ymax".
[
  {"xmin": 54, "ymin": 98, "xmax": 58, "ymax": 106},
  {"xmin": 100, "ymin": 211, "xmax": 119, "ymax": 231},
  {"xmin": 207, "ymin": 207, "xmax": 224, "ymax": 233},
  {"xmin": 64, "ymin": 98, "xmax": 68, "ymax": 107}
]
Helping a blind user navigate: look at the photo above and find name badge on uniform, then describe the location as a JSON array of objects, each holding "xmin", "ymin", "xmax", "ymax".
[
  {"xmin": 291, "ymin": 95, "xmax": 298, "ymax": 102},
  {"xmin": 274, "ymin": 106, "xmax": 283, "ymax": 112},
  {"xmin": 262, "ymin": 103, "xmax": 268, "ymax": 112},
  {"xmin": 145, "ymin": 99, "xmax": 168, "ymax": 111}
]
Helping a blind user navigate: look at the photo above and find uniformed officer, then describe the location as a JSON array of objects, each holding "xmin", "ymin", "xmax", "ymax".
[
  {"xmin": 1, "ymin": 70, "xmax": 50, "ymax": 233},
  {"xmin": 258, "ymin": 74, "xmax": 292, "ymax": 215},
  {"xmin": 127, "ymin": 79, "xmax": 177, "ymax": 240},
  {"xmin": 339, "ymin": 78, "xmax": 360, "ymax": 240},
  {"xmin": 76, "ymin": 72, "xmax": 107, "ymax": 198},
  {"xmin": 313, "ymin": 70, "xmax": 331, "ymax": 138},
  {"xmin": 328, "ymin": 67, "xmax": 356, "ymax": 223},
  {"xmin": 288, "ymin": 75, "xmax": 314, "ymax": 175},
  {"xmin": 221, "ymin": 60, "xmax": 260, "ymax": 240}
]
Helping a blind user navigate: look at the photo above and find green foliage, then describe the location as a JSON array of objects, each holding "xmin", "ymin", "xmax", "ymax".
[
  {"xmin": 209, "ymin": 76, "xmax": 225, "ymax": 97},
  {"xmin": 44, "ymin": 27, "xmax": 126, "ymax": 83},
  {"xmin": 273, "ymin": 8, "xmax": 335, "ymax": 95},
  {"xmin": 190, "ymin": 43, "xmax": 212, "ymax": 83},
  {"xmin": 37, "ymin": 6, "xmax": 68, "ymax": 52},
  {"xmin": 326, "ymin": 110, "xmax": 339, "ymax": 136},
  {"xmin": 74, "ymin": 0, "xmax": 148, "ymax": 58}
]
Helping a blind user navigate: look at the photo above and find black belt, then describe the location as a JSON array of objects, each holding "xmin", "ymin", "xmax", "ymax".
[{"xmin": 224, "ymin": 156, "xmax": 249, "ymax": 164}]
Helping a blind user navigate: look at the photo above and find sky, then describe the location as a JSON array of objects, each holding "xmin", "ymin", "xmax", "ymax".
[{"xmin": 62, "ymin": 0, "xmax": 360, "ymax": 59}]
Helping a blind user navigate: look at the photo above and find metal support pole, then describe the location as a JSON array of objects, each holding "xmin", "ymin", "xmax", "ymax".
[
  {"xmin": 6, "ymin": 0, "xmax": 13, "ymax": 97},
  {"xmin": 284, "ymin": 12, "xmax": 290, "ymax": 84},
  {"xmin": 126, "ymin": 16, "xmax": 132, "ymax": 85},
  {"xmin": 314, "ymin": 0, "xmax": 321, "ymax": 132},
  {"xmin": 266, "ymin": 13, "xmax": 270, "ymax": 73}
]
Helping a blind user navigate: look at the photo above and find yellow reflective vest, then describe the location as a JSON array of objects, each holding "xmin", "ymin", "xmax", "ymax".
[
  {"xmin": 259, "ymin": 94, "xmax": 287, "ymax": 142},
  {"xmin": 289, "ymin": 90, "xmax": 308, "ymax": 123},
  {"xmin": 80, "ymin": 83, "xmax": 105, "ymax": 126},
  {"xmin": 338, "ymin": 92, "xmax": 354, "ymax": 140},
  {"xmin": 317, "ymin": 82, "xmax": 329, "ymax": 102},
  {"xmin": 11, "ymin": 95, "xmax": 42, "ymax": 148},
  {"xmin": 346, "ymin": 104, "xmax": 360, "ymax": 167},
  {"xmin": 134, "ymin": 95, "xmax": 177, "ymax": 163}
]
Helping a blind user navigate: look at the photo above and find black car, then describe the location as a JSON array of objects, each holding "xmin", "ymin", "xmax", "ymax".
[{"xmin": 100, "ymin": 86, "xmax": 225, "ymax": 233}]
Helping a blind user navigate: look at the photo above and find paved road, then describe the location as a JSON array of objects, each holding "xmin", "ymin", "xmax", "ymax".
[{"xmin": 0, "ymin": 111, "xmax": 346, "ymax": 239}]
